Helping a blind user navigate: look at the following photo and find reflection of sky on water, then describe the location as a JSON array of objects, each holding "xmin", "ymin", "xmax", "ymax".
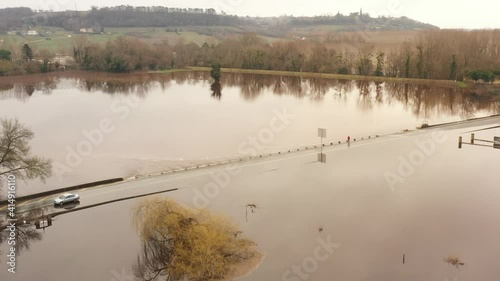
[{"xmin": 0, "ymin": 72, "xmax": 498, "ymax": 195}]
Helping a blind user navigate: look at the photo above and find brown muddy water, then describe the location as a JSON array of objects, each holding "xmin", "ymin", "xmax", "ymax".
[
  {"xmin": 2, "ymin": 123, "xmax": 500, "ymax": 281},
  {"xmin": 1, "ymin": 71, "xmax": 497, "ymax": 196},
  {"xmin": 1, "ymin": 71, "xmax": 500, "ymax": 281}
]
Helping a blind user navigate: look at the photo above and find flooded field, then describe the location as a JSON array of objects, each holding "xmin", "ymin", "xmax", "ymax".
[
  {"xmin": 1, "ymin": 71, "xmax": 500, "ymax": 281},
  {"xmin": 1, "ymin": 71, "xmax": 497, "ymax": 196},
  {"xmin": 2, "ymin": 121, "xmax": 500, "ymax": 281}
]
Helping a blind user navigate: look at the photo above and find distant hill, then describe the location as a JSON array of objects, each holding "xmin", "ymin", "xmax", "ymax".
[
  {"xmin": 0, "ymin": 7, "xmax": 34, "ymax": 32},
  {"xmin": 286, "ymin": 14, "xmax": 437, "ymax": 30},
  {"xmin": 0, "ymin": 6, "xmax": 438, "ymax": 37}
]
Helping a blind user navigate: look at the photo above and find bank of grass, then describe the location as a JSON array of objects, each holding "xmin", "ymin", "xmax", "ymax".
[
  {"xmin": 3, "ymin": 67, "xmax": 495, "ymax": 95},
  {"xmin": 154, "ymin": 68, "xmax": 196, "ymax": 74},
  {"xmin": 161, "ymin": 66, "xmax": 467, "ymax": 88},
  {"xmin": 0, "ymin": 28, "xmax": 219, "ymax": 55}
]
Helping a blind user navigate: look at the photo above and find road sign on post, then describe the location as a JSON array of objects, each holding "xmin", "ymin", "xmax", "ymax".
[
  {"xmin": 318, "ymin": 128, "xmax": 326, "ymax": 138},
  {"xmin": 494, "ymin": 137, "xmax": 500, "ymax": 149}
]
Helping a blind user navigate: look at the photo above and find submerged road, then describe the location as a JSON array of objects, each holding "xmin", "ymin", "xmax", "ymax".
[
  {"xmin": 2, "ymin": 115, "xmax": 499, "ymax": 220},
  {"xmin": 1, "ymin": 115, "xmax": 500, "ymax": 281}
]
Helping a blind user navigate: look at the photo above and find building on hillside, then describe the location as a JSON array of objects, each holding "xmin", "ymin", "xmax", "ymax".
[
  {"xmin": 26, "ymin": 30, "xmax": 38, "ymax": 36},
  {"xmin": 79, "ymin": 28, "xmax": 94, "ymax": 34}
]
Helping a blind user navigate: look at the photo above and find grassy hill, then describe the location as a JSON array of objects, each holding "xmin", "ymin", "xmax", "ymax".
[{"xmin": 0, "ymin": 6, "xmax": 438, "ymax": 56}]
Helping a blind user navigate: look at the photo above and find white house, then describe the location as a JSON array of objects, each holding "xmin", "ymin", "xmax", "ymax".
[
  {"xmin": 79, "ymin": 28, "xmax": 94, "ymax": 34},
  {"xmin": 26, "ymin": 30, "xmax": 38, "ymax": 36}
]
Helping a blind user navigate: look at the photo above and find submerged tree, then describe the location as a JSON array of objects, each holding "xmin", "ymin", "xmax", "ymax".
[
  {"xmin": 449, "ymin": 54, "xmax": 457, "ymax": 81},
  {"xmin": 374, "ymin": 51, "xmax": 385, "ymax": 77},
  {"xmin": 210, "ymin": 63, "xmax": 221, "ymax": 82},
  {"xmin": 133, "ymin": 198, "xmax": 258, "ymax": 281},
  {"xmin": 39, "ymin": 49, "xmax": 55, "ymax": 73},
  {"xmin": 0, "ymin": 118, "xmax": 52, "ymax": 184},
  {"xmin": 444, "ymin": 255, "xmax": 466, "ymax": 268}
]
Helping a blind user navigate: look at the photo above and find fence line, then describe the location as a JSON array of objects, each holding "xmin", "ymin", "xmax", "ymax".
[{"xmin": 132, "ymin": 134, "xmax": 382, "ymax": 179}]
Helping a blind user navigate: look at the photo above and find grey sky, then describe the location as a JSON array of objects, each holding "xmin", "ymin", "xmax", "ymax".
[{"xmin": 1, "ymin": 0, "xmax": 499, "ymax": 29}]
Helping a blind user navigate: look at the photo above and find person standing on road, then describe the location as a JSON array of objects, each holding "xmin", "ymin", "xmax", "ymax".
[{"xmin": 347, "ymin": 136, "xmax": 350, "ymax": 142}]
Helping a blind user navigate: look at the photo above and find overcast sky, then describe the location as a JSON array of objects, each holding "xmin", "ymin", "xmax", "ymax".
[{"xmin": 1, "ymin": 0, "xmax": 499, "ymax": 29}]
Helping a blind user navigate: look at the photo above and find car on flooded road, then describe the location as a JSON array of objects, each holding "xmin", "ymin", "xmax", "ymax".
[
  {"xmin": 53, "ymin": 200, "xmax": 80, "ymax": 210},
  {"xmin": 54, "ymin": 193, "xmax": 80, "ymax": 206}
]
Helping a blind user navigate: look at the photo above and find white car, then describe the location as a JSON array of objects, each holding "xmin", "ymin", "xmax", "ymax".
[{"xmin": 54, "ymin": 193, "xmax": 80, "ymax": 205}]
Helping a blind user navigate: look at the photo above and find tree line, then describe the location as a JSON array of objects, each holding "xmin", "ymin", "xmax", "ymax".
[
  {"xmin": 4, "ymin": 5, "xmax": 437, "ymax": 34},
  {"xmin": 2, "ymin": 71, "xmax": 498, "ymax": 119},
  {"xmin": 289, "ymin": 14, "xmax": 437, "ymax": 30},
  {"xmin": 0, "ymin": 7, "xmax": 33, "ymax": 32},
  {"xmin": 70, "ymin": 29, "xmax": 499, "ymax": 82},
  {"xmin": 386, "ymin": 30, "xmax": 500, "ymax": 81},
  {"xmin": 0, "ymin": 43, "xmax": 56, "ymax": 76},
  {"xmin": 23, "ymin": 6, "xmax": 239, "ymax": 32},
  {"xmin": 0, "ymin": 28, "xmax": 498, "ymax": 82}
]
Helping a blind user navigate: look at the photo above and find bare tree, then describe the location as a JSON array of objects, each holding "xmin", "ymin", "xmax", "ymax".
[
  {"xmin": 133, "ymin": 198, "xmax": 258, "ymax": 281},
  {"xmin": 0, "ymin": 118, "xmax": 52, "ymax": 184},
  {"xmin": 444, "ymin": 255, "xmax": 466, "ymax": 268}
]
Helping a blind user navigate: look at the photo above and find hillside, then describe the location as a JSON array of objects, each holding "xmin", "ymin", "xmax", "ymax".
[
  {"xmin": 0, "ymin": 6, "xmax": 441, "ymax": 67},
  {"xmin": 1, "ymin": 6, "xmax": 438, "ymax": 38}
]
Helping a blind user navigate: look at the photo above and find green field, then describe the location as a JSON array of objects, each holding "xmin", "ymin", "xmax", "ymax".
[
  {"xmin": 0, "ymin": 25, "xmax": 288, "ymax": 56},
  {"xmin": 293, "ymin": 24, "xmax": 345, "ymax": 33},
  {"xmin": 0, "ymin": 27, "xmax": 224, "ymax": 55}
]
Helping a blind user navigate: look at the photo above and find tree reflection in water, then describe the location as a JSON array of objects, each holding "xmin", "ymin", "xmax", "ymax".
[
  {"xmin": 0, "ymin": 206, "xmax": 51, "ymax": 262},
  {"xmin": 0, "ymin": 71, "xmax": 499, "ymax": 119},
  {"xmin": 210, "ymin": 81, "xmax": 222, "ymax": 100}
]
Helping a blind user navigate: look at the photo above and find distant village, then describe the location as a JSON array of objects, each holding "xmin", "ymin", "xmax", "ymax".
[{"xmin": 5, "ymin": 27, "xmax": 98, "ymax": 38}]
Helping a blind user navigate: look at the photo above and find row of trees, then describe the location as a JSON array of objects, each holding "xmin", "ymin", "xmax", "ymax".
[
  {"xmin": 0, "ymin": 44, "xmax": 57, "ymax": 76},
  {"xmin": 71, "ymin": 30, "xmax": 499, "ymax": 82},
  {"xmin": 0, "ymin": 7, "xmax": 33, "ymax": 32},
  {"xmin": 289, "ymin": 14, "xmax": 437, "ymax": 30},
  {"xmin": 23, "ymin": 6, "xmax": 240, "ymax": 32},
  {"xmin": 15, "ymin": 6, "xmax": 436, "ymax": 33},
  {"xmin": 71, "ymin": 34, "xmax": 379, "ymax": 74},
  {"xmin": 73, "ymin": 37, "xmax": 176, "ymax": 72},
  {"xmin": 387, "ymin": 30, "xmax": 500, "ymax": 81}
]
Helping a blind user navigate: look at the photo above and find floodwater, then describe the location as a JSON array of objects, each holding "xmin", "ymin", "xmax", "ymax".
[
  {"xmin": 1, "ymin": 71, "xmax": 500, "ymax": 280},
  {"xmin": 1, "ymin": 71, "xmax": 498, "ymax": 196},
  {"xmin": 1, "ymin": 120, "xmax": 500, "ymax": 281}
]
